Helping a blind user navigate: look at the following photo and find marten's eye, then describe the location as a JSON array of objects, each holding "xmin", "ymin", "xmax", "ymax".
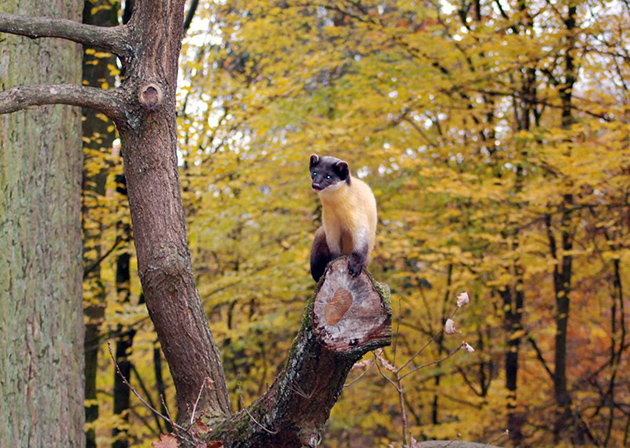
[
  {"xmin": 312, "ymin": 172, "xmax": 317, "ymax": 178},
  {"xmin": 326, "ymin": 175, "xmax": 331, "ymax": 179}
]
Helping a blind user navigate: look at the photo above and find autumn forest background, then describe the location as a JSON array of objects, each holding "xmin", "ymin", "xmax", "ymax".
[{"xmin": 45, "ymin": 0, "xmax": 630, "ymax": 446}]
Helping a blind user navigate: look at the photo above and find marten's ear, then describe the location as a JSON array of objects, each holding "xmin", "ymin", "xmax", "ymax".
[
  {"xmin": 310, "ymin": 154, "xmax": 320, "ymax": 168},
  {"xmin": 334, "ymin": 161, "xmax": 350, "ymax": 183}
]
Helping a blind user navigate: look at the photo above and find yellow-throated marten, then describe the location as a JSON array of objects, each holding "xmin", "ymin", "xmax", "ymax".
[{"xmin": 309, "ymin": 154, "xmax": 377, "ymax": 281}]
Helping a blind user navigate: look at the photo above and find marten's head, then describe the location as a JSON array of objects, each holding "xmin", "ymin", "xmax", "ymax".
[{"xmin": 309, "ymin": 154, "xmax": 351, "ymax": 192}]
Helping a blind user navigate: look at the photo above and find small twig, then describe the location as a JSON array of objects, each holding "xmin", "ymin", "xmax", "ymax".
[
  {"xmin": 83, "ymin": 236, "xmax": 123, "ymax": 279},
  {"xmin": 396, "ymin": 306, "xmax": 460, "ymax": 374},
  {"xmin": 373, "ymin": 353, "xmax": 401, "ymax": 392},
  {"xmin": 160, "ymin": 394, "xmax": 175, "ymax": 427},
  {"xmin": 483, "ymin": 429, "xmax": 509, "ymax": 447},
  {"xmin": 106, "ymin": 342, "xmax": 186, "ymax": 433},
  {"xmin": 344, "ymin": 360, "xmax": 375, "ymax": 388},
  {"xmin": 392, "ymin": 295, "xmax": 403, "ymax": 365},
  {"xmin": 287, "ymin": 382, "xmax": 314, "ymax": 399},
  {"xmin": 190, "ymin": 378, "xmax": 207, "ymax": 425},
  {"xmin": 129, "ymin": 405, "xmax": 161, "ymax": 437},
  {"xmin": 374, "ymin": 350, "xmax": 408, "ymax": 445},
  {"xmin": 158, "ymin": 395, "xmax": 197, "ymax": 445},
  {"xmin": 396, "ymin": 375, "xmax": 408, "ymax": 446},
  {"xmin": 439, "ymin": 433, "xmax": 462, "ymax": 447},
  {"xmin": 237, "ymin": 374, "xmax": 279, "ymax": 435},
  {"xmin": 399, "ymin": 345, "xmax": 463, "ymax": 381},
  {"xmin": 242, "ymin": 402, "xmax": 278, "ymax": 435},
  {"xmin": 130, "ymin": 364, "xmax": 164, "ymax": 433},
  {"xmin": 526, "ymin": 334, "xmax": 555, "ymax": 381},
  {"xmin": 84, "ymin": 315, "xmax": 151, "ymax": 352},
  {"xmin": 183, "ymin": 0, "xmax": 200, "ymax": 34}
]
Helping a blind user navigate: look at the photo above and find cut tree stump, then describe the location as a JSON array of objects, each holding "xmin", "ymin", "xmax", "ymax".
[{"xmin": 313, "ymin": 258, "xmax": 392, "ymax": 351}]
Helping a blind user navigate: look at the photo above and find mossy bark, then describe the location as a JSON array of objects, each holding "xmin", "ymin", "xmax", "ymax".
[{"xmin": 0, "ymin": 0, "xmax": 84, "ymax": 446}]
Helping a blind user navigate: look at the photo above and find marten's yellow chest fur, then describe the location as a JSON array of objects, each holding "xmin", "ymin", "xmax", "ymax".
[
  {"xmin": 319, "ymin": 179, "xmax": 377, "ymax": 258},
  {"xmin": 309, "ymin": 154, "xmax": 377, "ymax": 281}
]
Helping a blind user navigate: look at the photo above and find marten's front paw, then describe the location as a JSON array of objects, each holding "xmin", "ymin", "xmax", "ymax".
[{"xmin": 348, "ymin": 257, "xmax": 364, "ymax": 277}]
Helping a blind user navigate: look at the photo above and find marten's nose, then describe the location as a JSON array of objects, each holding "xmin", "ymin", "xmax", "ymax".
[{"xmin": 312, "ymin": 182, "xmax": 323, "ymax": 191}]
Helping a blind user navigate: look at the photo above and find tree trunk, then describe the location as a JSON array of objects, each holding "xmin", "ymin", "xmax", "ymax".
[
  {"xmin": 113, "ymin": 248, "xmax": 134, "ymax": 448},
  {"xmin": 81, "ymin": 1, "xmax": 120, "ymax": 446},
  {"xmin": 115, "ymin": 0, "xmax": 233, "ymax": 423},
  {"xmin": 502, "ymin": 282, "xmax": 524, "ymax": 443},
  {"xmin": 504, "ymin": 162, "xmax": 526, "ymax": 446},
  {"xmin": 552, "ymin": 4, "xmax": 579, "ymax": 441},
  {"xmin": 0, "ymin": 0, "xmax": 84, "ymax": 446},
  {"xmin": 550, "ymin": 209, "xmax": 574, "ymax": 443}
]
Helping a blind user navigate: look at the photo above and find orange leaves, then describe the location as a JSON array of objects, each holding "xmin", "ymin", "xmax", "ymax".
[{"xmin": 151, "ymin": 434, "xmax": 179, "ymax": 448}]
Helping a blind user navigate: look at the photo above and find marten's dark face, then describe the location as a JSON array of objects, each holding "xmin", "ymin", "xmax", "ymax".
[{"xmin": 309, "ymin": 154, "xmax": 351, "ymax": 192}]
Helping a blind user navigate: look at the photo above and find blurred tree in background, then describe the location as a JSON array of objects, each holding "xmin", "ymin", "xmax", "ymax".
[{"xmin": 80, "ymin": 0, "xmax": 629, "ymax": 446}]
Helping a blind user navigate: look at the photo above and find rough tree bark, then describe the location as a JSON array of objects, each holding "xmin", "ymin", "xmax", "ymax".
[
  {"xmin": 117, "ymin": 0, "xmax": 233, "ymax": 423},
  {"xmin": 0, "ymin": 0, "xmax": 84, "ymax": 446},
  {"xmin": 0, "ymin": 2, "xmax": 394, "ymax": 447}
]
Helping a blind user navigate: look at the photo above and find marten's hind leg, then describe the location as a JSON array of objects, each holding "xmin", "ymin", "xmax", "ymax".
[{"xmin": 310, "ymin": 227, "xmax": 332, "ymax": 282}]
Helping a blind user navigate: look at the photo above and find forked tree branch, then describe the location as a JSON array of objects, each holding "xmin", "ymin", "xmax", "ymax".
[
  {"xmin": 0, "ymin": 84, "xmax": 127, "ymax": 125},
  {"xmin": 0, "ymin": 13, "xmax": 130, "ymax": 57},
  {"xmin": 203, "ymin": 258, "xmax": 392, "ymax": 448}
]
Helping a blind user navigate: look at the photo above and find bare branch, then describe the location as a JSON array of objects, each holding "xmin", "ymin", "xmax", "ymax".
[
  {"xmin": 527, "ymin": 334, "xmax": 555, "ymax": 381},
  {"xmin": 396, "ymin": 306, "xmax": 460, "ymax": 374},
  {"xmin": 107, "ymin": 342, "xmax": 187, "ymax": 434},
  {"xmin": 190, "ymin": 378, "xmax": 207, "ymax": 425},
  {"xmin": 0, "ymin": 84, "xmax": 126, "ymax": 125},
  {"xmin": 130, "ymin": 364, "xmax": 165, "ymax": 434},
  {"xmin": 399, "ymin": 345, "xmax": 464, "ymax": 381},
  {"xmin": 183, "ymin": 0, "xmax": 200, "ymax": 34},
  {"xmin": 83, "ymin": 236, "xmax": 124, "ymax": 280},
  {"xmin": 0, "ymin": 13, "xmax": 130, "ymax": 57},
  {"xmin": 483, "ymin": 429, "xmax": 510, "ymax": 447},
  {"xmin": 344, "ymin": 359, "xmax": 375, "ymax": 388}
]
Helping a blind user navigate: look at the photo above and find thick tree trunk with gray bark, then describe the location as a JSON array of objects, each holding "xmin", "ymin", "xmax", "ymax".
[{"xmin": 0, "ymin": 1, "xmax": 84, "ymax": 446}]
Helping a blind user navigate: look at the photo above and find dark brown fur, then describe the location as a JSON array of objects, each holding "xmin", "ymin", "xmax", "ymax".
[{"xmin": 310, "ymin": 227, "xmax": 331, "ymax": 281}]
